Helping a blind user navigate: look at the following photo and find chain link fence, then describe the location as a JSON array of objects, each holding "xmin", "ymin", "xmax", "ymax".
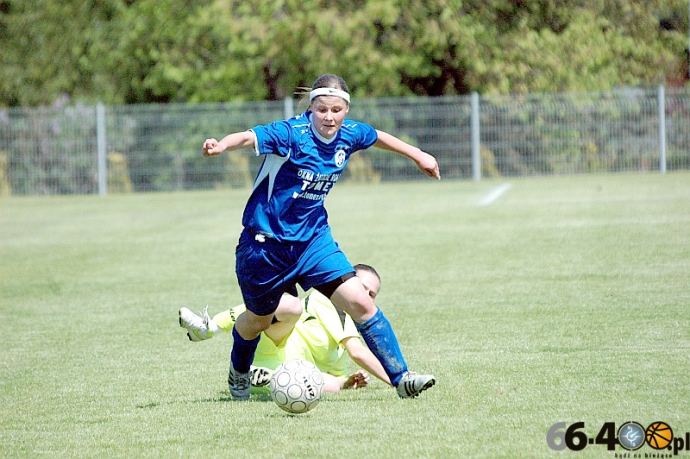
[{"xmin": 1, "ymin": 87, "xmax": 688, "ymax": 196}]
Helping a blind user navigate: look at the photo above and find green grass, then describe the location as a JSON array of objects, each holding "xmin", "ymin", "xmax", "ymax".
[{"xmin": 1, "ymin": 173, "xmax": 689, "ymax": 458}]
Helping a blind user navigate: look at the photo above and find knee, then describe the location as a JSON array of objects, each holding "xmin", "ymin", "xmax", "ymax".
[
  {"xmin": 254, "ymin": 314, "xmax": 275, "ymax": 331},
  {"xmin": 278, "ymin": 294, "xmax": 302, "ymax": 317},
  {"xmin": 342, "ymin": 290, "xmax": 377, "ymax": 322},
  {"xmin": 238, "ymin": 311, "xmax": 274, "ymax": 335},
  {"xmin": 273, "ymin": 295, "xmax": 302, "ymax": 326}
]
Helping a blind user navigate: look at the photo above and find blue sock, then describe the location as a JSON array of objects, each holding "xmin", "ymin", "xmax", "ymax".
[
  {"xmin": 355, "ymin": 308, "xmax": 408, "ymax": 386},
  {"xmin": 231, "ymin": 327, "xmax": 260, "ymax": 373}
]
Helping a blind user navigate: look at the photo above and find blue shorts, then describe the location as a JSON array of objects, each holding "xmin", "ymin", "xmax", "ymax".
[{"xmin": 235, "ymin": 226, "xmax": 354, "ymax": 316}]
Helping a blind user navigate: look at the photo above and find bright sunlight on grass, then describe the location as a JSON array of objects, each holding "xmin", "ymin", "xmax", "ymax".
[{"xmin": 1, "ymin": 173, "xmax": 688, "ymax": 458}]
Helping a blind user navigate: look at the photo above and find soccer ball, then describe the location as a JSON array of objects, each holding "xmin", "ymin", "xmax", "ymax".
[{"xmin": 269, "ymin": 359, "xmax": 324, "ymax": 414}]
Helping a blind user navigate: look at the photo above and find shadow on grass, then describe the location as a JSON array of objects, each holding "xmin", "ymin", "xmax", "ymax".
[{"xmin": 135, "ymin": 391, "xmax": 273, "ymax": 409}]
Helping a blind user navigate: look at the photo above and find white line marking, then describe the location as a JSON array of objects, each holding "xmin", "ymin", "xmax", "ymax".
[{"xmin": 477, "ymin": 183, "xmax": 512, "ymax": 206}]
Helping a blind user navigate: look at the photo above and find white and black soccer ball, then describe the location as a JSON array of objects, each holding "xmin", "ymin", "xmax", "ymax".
[{"xmin": 269, "ymin": 359, "xmax": 324, "ymax": 414}]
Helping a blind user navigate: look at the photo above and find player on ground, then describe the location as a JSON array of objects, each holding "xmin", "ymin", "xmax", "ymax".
[
  {"xmin": 179, "ymin": 264, "xmax": 391, "ymax": 393},
  {"xmin": 201, "ymin": 73, "xmax": 438, "ymax": 400}
]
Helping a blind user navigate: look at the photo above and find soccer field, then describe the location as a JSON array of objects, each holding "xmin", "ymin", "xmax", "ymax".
[{"xmin": 1, "ymin": 173, "xmax": 689, "ymax": 458}]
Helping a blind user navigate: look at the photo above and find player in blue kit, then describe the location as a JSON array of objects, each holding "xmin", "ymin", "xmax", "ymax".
[{"xmin": 201, "ymin": 73, "xmax": 439, "ymax": 400}]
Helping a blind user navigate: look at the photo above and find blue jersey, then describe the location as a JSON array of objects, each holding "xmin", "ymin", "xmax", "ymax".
[{"xmin": 245, "ymin": 111, "xmax": 378, "ymax": 242}]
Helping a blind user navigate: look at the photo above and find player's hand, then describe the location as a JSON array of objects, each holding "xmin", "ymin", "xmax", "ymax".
[
  {"xmin": 343, "ymin": 370, "xmax": 370, "ymax": 390},
  {"xmin": 416, "ymin": 152, "xmax": 441, "ymax": 180},
  {"xmin": 202, "ymin": 138, "xmax": 222, "ymax": 157}
]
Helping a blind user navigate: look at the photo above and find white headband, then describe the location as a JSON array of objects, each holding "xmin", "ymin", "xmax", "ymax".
[{"xmin": 309, "ymin": 88, "xmax": 351, "ymax": 103}]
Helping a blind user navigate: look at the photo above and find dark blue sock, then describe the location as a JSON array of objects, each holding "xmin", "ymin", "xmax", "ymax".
[
  {"xmin": 355, "ymin": 308, "xmax": 408, "ymax": 386},
  {"xmin": 231, "ymin": 327, "xmax": 260, "ymax": 373}
]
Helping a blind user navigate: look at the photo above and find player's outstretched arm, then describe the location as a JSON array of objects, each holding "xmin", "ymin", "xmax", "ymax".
[
  {"xmin": 202, "ymin": 130, "xmax": 256, "ymax": 157},
  {"xmin": 374, "ymin": 130, "xmax": 440, "ymax": 180},
  {"xmin": 343, "ymin": 336, "xmax": 392, "ymax": 386}
]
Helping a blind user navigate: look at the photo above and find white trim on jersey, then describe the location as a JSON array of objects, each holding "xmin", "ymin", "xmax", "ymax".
[{"xmin": 253, "ymin": 150, "xmax": 290, "ymax": 201}]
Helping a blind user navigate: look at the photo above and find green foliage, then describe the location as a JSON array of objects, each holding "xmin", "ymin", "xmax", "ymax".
[
  {"xmin": 0, "ymin": 0, "xmax": 687, "ymax": 106},
  {"xmin": 462, "ymin": 2, "xmax": 686, "ymax": 94},
  {"xmin": 105, "ymin": 0, "xmax": 218, "ymax": 104},
  {"xmin": 0, "ymin": 0, "xmax": 122, "ymax": 106},
  {"xmin": 478, "ymin": 90, "xmax": 667, "ymax": 176},
  {"xmin": 224, "ymin": 152, "xmax": 253, "ymax": 188},
  {"xmin": 104, "ymin": 100, "xmax": 281, "ymax": 192},
  {"xmin": 0, "ymin": 151, "xmax": 11, "ymax": 195},
  {"xmin": 342, "ymin": 153, "xmax": 382, "ymax": 183},
  {"xmin": 107, "ymin": 152, "xmax": 132, "ymax": 193},
  {"xmin": 481, "ymin": 147, "xmax": 499, "ymax": 177},
  {"xmin": 3, "ymin": 104, "xmax": 98, "ymax": 194}
]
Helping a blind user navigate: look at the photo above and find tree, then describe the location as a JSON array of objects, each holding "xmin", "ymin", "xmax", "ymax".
[
  {"xmin": 0, "ymin": 0, "xmax": 687, "ymax": 107},
  {"xmin": 0, "ymin": 0, "xmax": 122, "ymax": 106}
]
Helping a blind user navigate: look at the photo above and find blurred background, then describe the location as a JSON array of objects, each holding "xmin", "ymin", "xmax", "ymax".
[{"xmin": 1, "ymin": 0, "xmax": 689, "ymax": 195}]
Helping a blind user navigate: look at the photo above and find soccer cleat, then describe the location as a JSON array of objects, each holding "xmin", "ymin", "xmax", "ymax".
[
  {"xmin": 179, "ymin": 306, "xmax": 213, "ymax": 342},
  {"xmin": 396, "ymin": 371, "xmax": 436, "ymax": 399},
  {"xmin": 228, "ymin": 363, "xmax": 251, "ymax": 400},
  {"xmin": 179, "ymin": 307, "xmax": 212, "ymax": 341},
  {"xmin": 249, "ymin": 366, "xmax": 273, "ymax": 387}
]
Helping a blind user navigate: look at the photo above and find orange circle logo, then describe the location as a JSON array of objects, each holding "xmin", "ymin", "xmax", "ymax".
[{"xmin": 646, "ymin": 422, "xmax": 673, "ymax": 450}]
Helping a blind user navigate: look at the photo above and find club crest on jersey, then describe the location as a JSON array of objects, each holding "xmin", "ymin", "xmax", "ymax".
[{"xmin": 335, "ymin": 150, "xmax": 346, "ymax": 167}]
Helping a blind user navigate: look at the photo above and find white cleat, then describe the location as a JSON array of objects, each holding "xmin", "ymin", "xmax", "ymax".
[
  {"xmin": 396, "ymin": 371, "xmax": 436, "ymax": 399},
  {"xmin": 179, "ymin": 306, "xmax": 213, "ymax": 342}
]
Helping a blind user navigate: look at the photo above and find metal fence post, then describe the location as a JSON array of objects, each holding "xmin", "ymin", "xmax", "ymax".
[
  {"xmin": 471, "ymin": 92, "xmax": 481, "ymax": 181},
  {"xmin": 658, "ymin": 85, "xmax": 666, "ymax": 174},
  {"xmin": 284, "ymin": 96, "xmax": 294, "ymax": 120},
  {"xmin": 96, "ymin": 102, "xmax": 107, "ymax": 196}
]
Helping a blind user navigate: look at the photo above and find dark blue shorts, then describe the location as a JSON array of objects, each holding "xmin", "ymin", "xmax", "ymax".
[{"xmin": 235, "ymin": 226, "xmax": 354, "ymax": 316}]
